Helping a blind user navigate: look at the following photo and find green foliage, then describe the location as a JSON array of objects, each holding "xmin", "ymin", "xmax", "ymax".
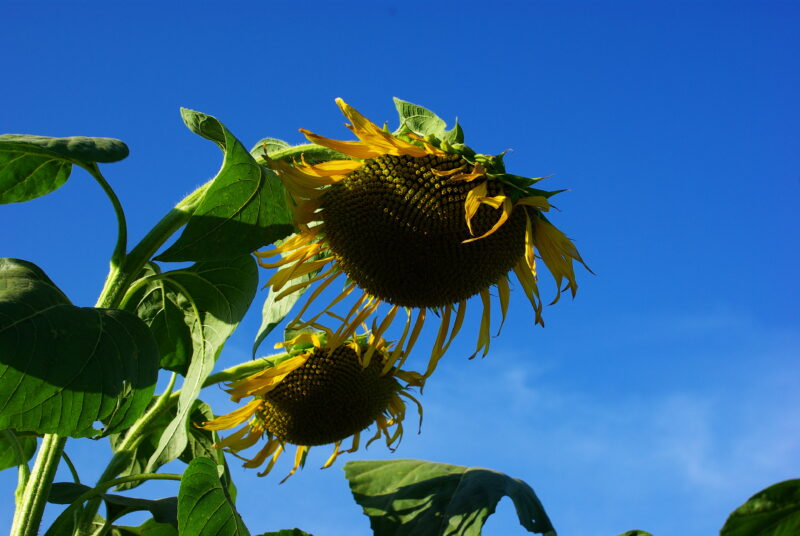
[
  {"xmin": 156, "ymin": 109, "xmax": 294, "ymax": 262},
  {"xmin": 0, "ymin": 134, "xmax": 128, "ymax": 204},
  {"xmin": 0, "ymin": 258, "xmax": 159, "ymax": 437},
  {"xmin": 344, "ymin": 459, "xmax": 556, "ymax": 536},
  {"xmin": 393, "ymin": 98, "xmax": 463, "ymax": 144},
  {"xmin": 49, "ymin": 482, "xmax": 177, "ymax": 526},
  {"xmin": 617, "ymin": 531, "xmax": 653, "ymax": 536},
  {"xmin": 178, "ymin": 457, "xmax": 250, "ymax": 536},
  {"xmin": 0, "ymin": 430, "xmax": 36, "ymax": 471},
  {"xmin": 124, "ymin": 257, "xmax": 258, "ymax": 376},
  {"xmin": 721, "ymin": 479, "xmax": 800, "ymax": 536},
  {"xmin": 108, "ymin": 400, "xmax": 219, "ymax": 491},
  {"xmin": 111, "ymin": 519, "xmax": 178, "ymax": 536},
  {"xmin": 130, "ymin": 255, "xmax": 258, "ymax": 473}
]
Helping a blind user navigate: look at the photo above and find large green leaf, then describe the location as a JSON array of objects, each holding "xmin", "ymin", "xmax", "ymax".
[
  {"xmin": 0, "ymin": 259, "xmax": 159, "ymax": 437},
  {"xmin": 616, "ymin": 532, "xmax": 653, "ymax": 536},
  {"xmin": 156, "ymin": 109, "xmax": 294, "ymax": 262},
  {"xmin": 0, "ymin": 430, "xmax": 36, "ymax": 471},
  {"xmin": 344, "ymin": 459, "xmax": 555, "ymax": 536},
  {"xmin": 0, "ymin": 134, "xmax": 128, "ymax": 204},
  {"xmin": 721, "ymin": 479, "xmax": 800, "ymax": 536},
  {"xmin": 178, "ymin": 457, "xmax": 250, "ymax": 536},
  {"xmin": 135, "ymin": 256, "xmax": 258, "ymax": 473}
]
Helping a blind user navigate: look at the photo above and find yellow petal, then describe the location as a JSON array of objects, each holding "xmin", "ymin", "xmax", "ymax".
[{"xmin": 198, "ymin": 399, "xmax": 263, "ymax": 431}]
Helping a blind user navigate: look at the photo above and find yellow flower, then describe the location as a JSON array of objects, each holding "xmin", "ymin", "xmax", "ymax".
[
  {"xmin": 259, "ymin": 98, "xmax": 589, "ymax": 379},
  {"xmin": 198, "ymin": 330, "xmax": 422, "ymax": 481}
]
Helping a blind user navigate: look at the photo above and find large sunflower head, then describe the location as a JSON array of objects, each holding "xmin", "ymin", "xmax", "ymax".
[
  {"xmin": 258, "ymin": 98, "xmax": 589, "ymax": 378},
  {"xmin": 199, "ymin": 329, "xmax": 422, "ymax": 481}
]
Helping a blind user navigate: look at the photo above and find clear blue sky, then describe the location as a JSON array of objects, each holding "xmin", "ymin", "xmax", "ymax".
[{"xmin": 2, "ymin": 1, "xmax": 799, "ymax": 534}]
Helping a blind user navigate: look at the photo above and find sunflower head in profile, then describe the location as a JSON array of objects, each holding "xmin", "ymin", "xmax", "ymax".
[
  {"xmin": 198, "ymin": 329, "xmax": 422, "ymax": 481},
  {"xmin": 258, "ymin": 98, "xmax": 590, "ymax": 379}
]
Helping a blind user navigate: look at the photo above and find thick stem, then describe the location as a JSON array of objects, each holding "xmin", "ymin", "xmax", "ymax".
[{"xmin": 9, "ymin": 435, "xmax": 67, "ymax": 536}]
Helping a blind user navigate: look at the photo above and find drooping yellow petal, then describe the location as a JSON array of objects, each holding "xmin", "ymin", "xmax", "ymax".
[
  {"xmin": 531, "ymin": 217, "xmax": 589, "ymax": 303},
  {"xmin": 321, "ymin": 441, "xmax": 343, "ymax": 469},
  {"xmin": 362, "ymin": 304, "xmax": 399, "ymax": 368},
  {"xmin": 513, "ymin": 260, "xmax": 544, "ymax": 326},
  {"xmin": 471, "ymin": 289, "xmax": 492, "ymax": 359},
  {"xmin": 256, "ymin": 442, "xmax": 285, "ymax": 477},
  {"xmin": 449, "ymin": 163, "xmax": 486, "ymax": 183},
  {"xmin": 462, "ymin": 197, "xmax": 512, "ymax": 244},
  {"xmin": 243, "ymin": 437, "xmax": 281, "ymax": 469},
  {"xmin": 300, "ymin": 129, "xmax": 384, "ymax": 159},
  {"xmin": 280, "ymin": 445, "xmax": 310, "ymax": 483},
  {"xmin": 496, "ymin": 275, "xmax": 511, "ymax": 335},
  {"xmin": 299, "ymin": 155, "xmax": 363, "ymax": 177},
  {"xmin": 198, "ymin": 399, "xmax": 263, "ymax": 431},
  {"xmin": 226, "ymin": 353, "xmax": 311, "ymax": 402}
]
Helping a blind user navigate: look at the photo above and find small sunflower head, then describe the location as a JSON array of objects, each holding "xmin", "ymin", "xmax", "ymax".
[{"xmin": 199, "ymin": 330, "xmax": 422, "ymax": 480}]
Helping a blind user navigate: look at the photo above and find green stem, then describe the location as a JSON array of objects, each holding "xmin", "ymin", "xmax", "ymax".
[
  {"xmin": 115, "ymin": 372, "xmax": 178, "ymax": 454},
  {"xmin": 61, "ymin": 451, "xmax": 81, "ymax": 484},
  {"xmin": 9, "ymin": 434, "xmax": 68, "ymax": 536},
  {"xmin": 97, "ymin": 178, "xmax": 213, "ymax": 309}
]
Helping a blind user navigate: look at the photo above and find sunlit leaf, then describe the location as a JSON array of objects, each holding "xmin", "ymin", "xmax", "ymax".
[
  {"xmin": 140, "ymin": 256, "xmax": 258, "ymax": 473},
  {"xmin": 344, "ymin": 459, "xmax": 556, "ymax": 536},
  {"xmin": 0, "ymin": 134, "xmax": 128, "ymax": 204},
  {"xmin": 156, "ymin": 109, "xmax": 294, "ymax": 262},
  {"xmin": 0, "ymin": 258, "xmax": 158, "ymax": 437},
  {"xmin": 721, "ymin": 479, "xmax": 800, "ymax": 536},
  {"xmin": 178, "ymin": 457, "xmax": 250, "ymax": 536},
  {"xmin": 393, "ymin": 98, "xmax": 447, "ymax": 136}
]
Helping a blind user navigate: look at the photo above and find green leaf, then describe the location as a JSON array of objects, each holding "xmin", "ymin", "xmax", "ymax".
[
  {"xmin": 249, "ymin": 138, "xmax": 291, "ymax": 160},
  {"xmin": 139, "ymin": 256, "xmax": 258, "ymax": 473},
  {"xmin": 178, "ymin": 457, "xmax": 250, "ymax": 536},
  {"xmin": 255, "ymin": 530, "xmax": 313, "ymax": 536},
  {"xmin": 156, "ymin": 109, "xmax": 294, "ymax": 262},
  {"xmin": 344, "ymin": 459, "xmax": 556, "ymax": 536},
  {"xmin": 0, "ymin": 258, "xmax": 159, "ymax": 437},
  {"xmin": 111, "ymin": 519, "xmax": 178, "ymax": 536},
  {"xmin": 109, "ymin": 400, "xmax": 216, "ymax": 491},
  {"xmin": 617, "ymin": 532, "xmax": 653, "ymax": 536},
  {"xmin": 48, "ymin": 482, "xmax": 177, "ymax": 528},
  {"xmin": 440, "ymin": 119, "xmax": 465, "ymax": 145},
  {"xmin": 0, "ymin": 134, "xmax": 128, "ymax": 204},
  {"xmin": 393, "ymin": 98, "xmax": 447, "ymax": 137},
  {"xmin": 0, "ymin": 430, "xmax": 36, "ymax": 471},
  {"xmin": 721, "ymin": 479, "xmax": 800, "ymax": 536}
]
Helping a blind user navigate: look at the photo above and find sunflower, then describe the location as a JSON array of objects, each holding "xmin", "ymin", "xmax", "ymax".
[
  {"xmin": 258, "ymin": 98, "xmax": 589, "ymax": 379},
  {"xmin": 198, "ymin": 329, "xmax": 422, "ymax": 481}
]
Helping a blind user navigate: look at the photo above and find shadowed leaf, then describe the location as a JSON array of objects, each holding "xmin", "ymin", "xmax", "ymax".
[
  {"xmin": 0, "ymin": 134, "xmax": 128, "ymax": 204},
  {"xmin": 344, "ymin": 459, "xmax": 556, "ymax": 536},
  {"xmin": 0, "ymin": 259, "xmax": 158, "ymax": 437},
  {"xmin": 721, "ymin": 479, "xmax": 800, "ymax": 536}
]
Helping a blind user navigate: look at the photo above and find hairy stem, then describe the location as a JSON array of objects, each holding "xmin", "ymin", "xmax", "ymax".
[{"xmin": 9, "ymin": 435, "xmax": 67, "ymax": 536}]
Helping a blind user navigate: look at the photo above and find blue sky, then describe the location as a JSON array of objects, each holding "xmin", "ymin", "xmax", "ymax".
[{"xmin": 2, "ymin": 1, "xmax": 799, "ymax": 534}]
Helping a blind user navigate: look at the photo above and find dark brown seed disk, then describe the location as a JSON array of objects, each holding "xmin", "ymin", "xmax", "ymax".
[
  {"xmin": 320, "ymin": 153, "xmax": 527, "ymax": 308},
  {"xmin": 257, "ymin": 346, "xmax": 399, "ymax": 446}
]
